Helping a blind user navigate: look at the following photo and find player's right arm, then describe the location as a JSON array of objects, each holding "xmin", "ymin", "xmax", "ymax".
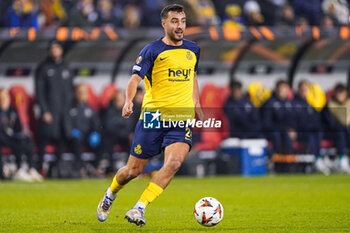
[
  {"xmin": 123, "ymin": 42, "xmax": 153, "ymax": 118},
  {"xmin": 122, "ymin": 74, "xmax": 142, "ymax": 118}
]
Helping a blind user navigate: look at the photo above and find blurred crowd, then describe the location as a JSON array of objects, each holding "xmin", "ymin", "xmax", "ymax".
[
  {"xmin": 0, "ymin": 0, "xmax": 349, "ymax": 29},
  {"xmin": 222, "ymin": 79, "xmax": 350, "ymax": 175},
  {"xmin": 0, "ymin": 41, "xmax": 145, "ymax": 181}
]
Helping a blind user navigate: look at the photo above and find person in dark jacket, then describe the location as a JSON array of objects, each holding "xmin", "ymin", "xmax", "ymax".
[
  {"xmin": 293, "ymin": 0, "xmax": 323, "ymax": 25},
  {"xmin": 293, "ymin": 81, "xmax": 322, "ymax": 156},
  {"xmin": 98, "ymin": 90, "xmax": 132, "ymax": 173},
  {"xmin": 262, "ymin": 80, "xmax": 296, "ymax": 153},
  {"xmin": 35, "ymin": 41, "xmax": 74, "ymax": 177},
  {"xmin": 223, "ymin": 80, "xmax": 262, "ymax": 138},
  {"xmin": 326, "ymin": 83, "xmax": 350, "ymax": 173},
  {"xmin": 0, "ymin": 89, "xmax": 42, "ymax": 181},
  {"xmin": 258, "ymin": 0, "xmax": 278, "ymax": 26},
  {"xmin": 96, "ymin": 0, "xmax": 123, "ymax": 27},
  {"xmin": 67, "ymin": 0, "xmax": 98, "ymax": 27},
  {"xmin": 69, "ymin": 83, "xmax": 100, "ymax": 177}
]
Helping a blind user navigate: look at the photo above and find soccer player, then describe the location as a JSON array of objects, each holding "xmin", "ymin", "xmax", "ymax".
[{"xmin": 97, "ymin": 4, "xmax": 202, "ymax": 226}]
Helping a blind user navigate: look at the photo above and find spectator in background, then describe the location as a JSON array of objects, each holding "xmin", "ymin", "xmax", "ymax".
[
  {"xmin": 327, "ymin": 84, "xmax": 350, "ymax": 173},
  {"xmin": 277, "ymin": 5, "xmax": 295, "ymax": 26},
  {"xmin": 223, "ymin": 81, "xmax": 262, "ymax": 139},
  {"xmin": 212, "ymin": 0, "xmax": 246, "ymax": 20},
  {"xmin": 35, "ymin": 41, "xmax": 74, "ymax": 177},
  {"xmin": 67, "ymin": 0, "xmax": 98, "ymax": 27},
  {"xmin": 3, "ymin": 0, "xmax": 39, "ymax": 28},
  {"xmin": 293, "ymin": 0, "xmax": 323, "ymax": 25},
  {"xmin": 96, "ymin": 0, "xmax": 123, "ymax": 27},
  {"xmin": 321, "ymin": 15, "xmax": 335, "ymax": 29},
  {"xmin": 322, "ymin": 0, "xmax": 349, "ymax": 25},
  {"xmin": 39, "ymin": 0, "xmax": 67, "ymax": 27},
  {"xmin": 59, "ymin": 0, "xmax": 75, "ymax": 13},
  {"xmin": 258, "ymin": 0, "xmax": 278, "ymax": 26},
  {"xmin": 243, "ymin": 0, "xmax": 264, "ymax": 26},
  {"xmin": 271, "ymin": 0, "xmax": 289, "ymax": 8},
  {"xmin": 0, "ymin": 89, "xmax": 42, "ymax": 182},
  {"xmin": 295, "ymin": 16, "xmax": 310, "ymax": 27},
  {"xmin": 140, "ymin": 0, "xmax": 164, "ymax": 27},
  {"xmin": 166, "ymin": 0, "xmax": 215, "ymax": 26},
  {"xmin": 98, "ymin": 90, "xmax": 132, "ymax": 174},
  {"xmin": 69, "ymin": 84, "xmax": 100, "ymax": 178},
  {"xmin": 293, "ymin": 81, "xmax": 325, "ymax": 172},
  {"xmin": 0, "ymin": 0, "xmax": 13, "ymax": 27},
  {"xmin": 185, "ymin": 0, "xmax": 219, "ymax": 26},
  {"xmin": 222, "ymin": 4, "xmax": 245, "ymax": 31},
  {"xmin": 262, "ymin": 80, "xmax": 296, "ymax": 153},
  {"xmin": 122, "ymin": 3, "xmax": 141, "ymax": 28}
]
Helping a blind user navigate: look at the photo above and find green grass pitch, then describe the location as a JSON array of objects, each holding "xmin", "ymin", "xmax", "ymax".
[{"xmin": 1, "ymin": 175, "xmax": 350, "ymax": 232}]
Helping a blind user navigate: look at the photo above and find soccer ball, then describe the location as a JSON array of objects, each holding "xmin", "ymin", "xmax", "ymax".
[{"xmin": 193, "ymin": 197, "xmax": 224, "ymax": 227}]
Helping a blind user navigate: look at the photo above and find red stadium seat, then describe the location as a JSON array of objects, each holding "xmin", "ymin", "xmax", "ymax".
[
  {"xmin": 321, "ymin": 139, "xmax": 335, "ymax": 148},
  {"xmin": 194, "ymin": 84, "xmax": 229, "ymax": 150},
  {"xmin": 194, "ymin": 131, "xmax": 223, "ymax": 151},
  {"xmin": 200, "ymin": 84, "xmax": 222, "ymax": 108},
  {"xmin": 45, "ymin": 145, "xmax": 56, "ymax": 154},
  {"xmin": 326, "ymin": 89, "xmax": 334, "ymax": 101},
  {"xmin": 1, "ymin": 147, "xmax": 12, "ymax": 155},
  {"xmin": 99, "ymin": 83, "xmax": 117, "ymax": 109},
  {"xmin": 9, "ymin": 85, "xmax": 32, "ymax": 128},
  {"xmin": 86, "ymin": 85, "xmax": 100, "ymax": 112},
  {"xmin": 287, "ymin": 86, "xmax": 294, "ymax": 100},
  {"xmin": 293, "ymin": 140, "xmax": 304, "ymax": 152}
]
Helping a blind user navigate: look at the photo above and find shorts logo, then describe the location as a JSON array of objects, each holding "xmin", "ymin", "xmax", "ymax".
[
  {"xmin": 136, "ymin": 56, "xmax": 142, "ymax": 64},
  {"xmin": 143, "ymin": 110, "xmax": 161, "ymax": 129},
  {"xmin": 186, "ymin": 51, "xmax": 193, "ymax": 60},
  {"xmin": 134, "ymin": 144, "xmax": 142, "ymax": 155}
]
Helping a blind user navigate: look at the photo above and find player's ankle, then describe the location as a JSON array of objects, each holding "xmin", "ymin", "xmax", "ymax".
[
  {"xmin": 106, "ymin": 187, "xmax": 117, "ymax": 200},
  {"xmin": 134, "ymin": 201, "xmax": 146, "ymax": 210}
]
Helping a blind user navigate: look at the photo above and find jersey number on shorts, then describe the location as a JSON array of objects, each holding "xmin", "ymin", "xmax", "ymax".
[{"xmin": 185, "ymin": 127, "xmax": 192, "ymax": 141}]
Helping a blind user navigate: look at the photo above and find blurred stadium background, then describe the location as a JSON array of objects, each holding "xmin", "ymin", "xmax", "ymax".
[{"xmin": 0, "ymin": 0, "xmax": 350, "ymax": 181}]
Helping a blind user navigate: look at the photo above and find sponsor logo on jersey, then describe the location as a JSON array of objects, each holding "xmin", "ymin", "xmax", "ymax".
[{"xmin": 168, "ymin": 68, "xmax": 191, "ymax": 79}]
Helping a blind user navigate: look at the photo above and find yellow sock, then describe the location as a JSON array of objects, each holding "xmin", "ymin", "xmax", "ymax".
[
  {"xmin": 138, "ymin": 182, "xmax": 164, "ymax": 206},
  {"xmin": 110, "ymin": 175, "xmax": 125, "ymax": 194}
]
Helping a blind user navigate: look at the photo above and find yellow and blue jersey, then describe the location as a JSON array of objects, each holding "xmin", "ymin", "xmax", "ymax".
[{"xmin": 132, "ymin": 38, "xmax": 200, "ymax": 121}]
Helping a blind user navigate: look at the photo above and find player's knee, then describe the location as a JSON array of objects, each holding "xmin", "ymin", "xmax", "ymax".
[
  {"xmin": 127, "ymin": 167, "xmax": 143, "ymax": 179},
  {"xmin": 166, "ymin": 160, "xmax": 182, "ymax": 174}
]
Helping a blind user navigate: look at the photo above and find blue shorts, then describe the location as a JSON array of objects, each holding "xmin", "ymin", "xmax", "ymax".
[{"xmin": 130, "ymin": 120, "xmax": 192, "ymax": 159}]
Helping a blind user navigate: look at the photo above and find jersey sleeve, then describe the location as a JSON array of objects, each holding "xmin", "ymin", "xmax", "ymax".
[
  {"xmin": 194, "ymin": 47, "xmax": 200, "ymax": 72},
  {"xmin": 132, "ymin": 45, "xmax": 153, "ymax": 79}
]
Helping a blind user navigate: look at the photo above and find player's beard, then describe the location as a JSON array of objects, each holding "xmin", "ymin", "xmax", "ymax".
[{"xmin": 168, "ymin": 30, "xmax": 183, "ymax": 43}]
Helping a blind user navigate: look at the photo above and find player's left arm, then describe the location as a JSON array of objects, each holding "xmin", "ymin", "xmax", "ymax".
[{"xmin": 193, "ymin": 72, "xmax": 204, "ymax": 121}]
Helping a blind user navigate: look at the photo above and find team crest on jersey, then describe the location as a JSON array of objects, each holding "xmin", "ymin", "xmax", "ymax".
[
  {"xmin": 136, "ymin": 56, "xmax": 142, "ymax": 64},
  {"xmin": 134, "ymin": 144, "xmax": 142, "ymax": 155},
  {"xmin": 186, "ymin": 51, "xmax": 193, "ymax": 60}
]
